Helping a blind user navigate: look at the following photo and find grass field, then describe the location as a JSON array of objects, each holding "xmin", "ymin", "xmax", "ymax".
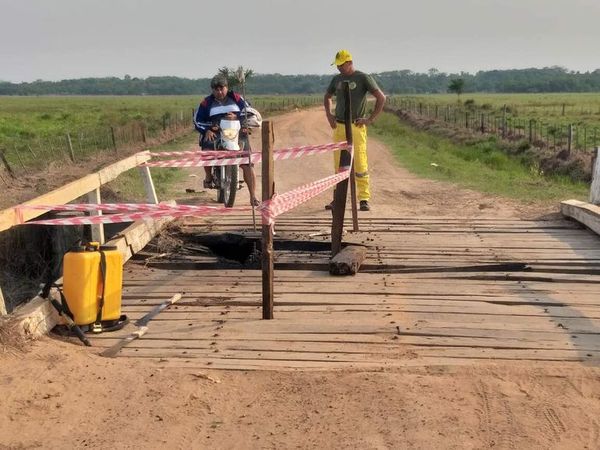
[
  {"xmin": 0, "ymin": 95, "xmax": 320, "ymax": 173},
  {"xmin": 392, "ymin": 93, "xmax": 600, "ymax": 125},
  {"xmin": 370, "ymin": 112, "xmax": 589, "ymax": 203}
]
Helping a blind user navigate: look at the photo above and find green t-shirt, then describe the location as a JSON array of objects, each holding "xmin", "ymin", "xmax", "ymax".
[{"xmin": 326, "ymin": 70, "xmax": 380, "ymax": 122}]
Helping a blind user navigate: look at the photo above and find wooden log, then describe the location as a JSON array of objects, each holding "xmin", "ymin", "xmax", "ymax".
[
  {"xmin": 329, "ymin": 245, "xmax": 367, "ymax": 276},
  {"xmin": 261, "ymin": 121, "xmax": 274, "ymax": 319},
  {"xmin": 560, "ymin": 199, "xmax": 600, "ymax": 237}
]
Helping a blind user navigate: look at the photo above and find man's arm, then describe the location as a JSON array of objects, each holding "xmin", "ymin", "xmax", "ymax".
[
  {"xmin": 356, "ymin": 89, "xmax": 386, "ymax": 126},
  {"xmin": 323, "ymin": 92, "xmax": 336, "ymax": 129}
]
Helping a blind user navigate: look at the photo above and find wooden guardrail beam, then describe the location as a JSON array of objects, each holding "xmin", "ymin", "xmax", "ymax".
[{"xmin": 0, "ymin": 151, "xmax": 151, "ymax": 233}]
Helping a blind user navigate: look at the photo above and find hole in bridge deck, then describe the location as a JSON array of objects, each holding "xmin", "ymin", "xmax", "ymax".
[{"xmin": 134, "ymin": 231, "xmax": 333, "ymax": 270}]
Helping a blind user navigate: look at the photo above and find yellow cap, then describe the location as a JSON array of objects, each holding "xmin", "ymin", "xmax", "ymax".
[{"xmin": 332, "ymin": 49, "xmax": 353, "ymax": 66}]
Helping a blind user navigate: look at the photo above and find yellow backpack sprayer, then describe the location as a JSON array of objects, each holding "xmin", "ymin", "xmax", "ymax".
[{"xmin": 62, "ymin": 242, "xmax": 128, "ymax": 333}]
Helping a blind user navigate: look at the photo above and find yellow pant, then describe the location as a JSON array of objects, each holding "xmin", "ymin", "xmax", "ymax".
[{"xmin": 333, "ymin": 123, "xmax": 370, "ymax": 201}]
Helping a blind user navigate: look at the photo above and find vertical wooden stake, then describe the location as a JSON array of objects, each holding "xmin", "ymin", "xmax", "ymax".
[
  {"xmin": 0, "ymin": 150, "xmax": 15, "ymax": 178},
  {"xmin": 110, "ymin": 127, "xmax": 118, "ymax": 154},
  {"xmin": 590, "ymin": 147, "xmax": 600, "ymax": 205},
  {"xmin": 141, "ymin": 123, "xmax": 147, "ymax": 144},
  {"xmin": 139, "ymin": 166, "xmax": 159, "ymax": 204},
  {"xmin": 66, "ymin": 133, "xmax": 75, "ymax": 162},
  {"xmin": 0, "ymin": 285, "xmax": 7, "ymax": 315},
  {"xmin": 331, "ymin": 82, "xmax": 353, "ymax": 256},
  {"xmin": 568, "ymin": 124, "xmax": 573, "ymax": 155},
  {"xmin": 261, "ymin": 121, "xmax": 275, "ymax": 320},
  {"xmin": 86, "ymin": 188, "xmax": 105, "ymax": 244}
]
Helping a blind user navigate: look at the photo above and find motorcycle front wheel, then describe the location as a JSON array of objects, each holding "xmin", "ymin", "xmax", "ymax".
[{"xmin": 217, "ymin": 165, "xmax": 238, "ymax": 207}]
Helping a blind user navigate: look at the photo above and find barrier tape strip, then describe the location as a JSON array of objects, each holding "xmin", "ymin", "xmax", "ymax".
[
  {"xmin": 149, "ymin": 142, "xmax": 346, "ymax": 158},
  {"xmin": 259, "ymin": 168, "xmax": 351, "ymax": 225},
  {"xmin": 19, "ymin": 203, "xmax": 210, "ymax": 213},
  {"xmin": 22, "ymin": 143, "xmax": 354, "ymax": 226},
  {"xmin": 144, "ymin": 142, "xmax": 349, "ymax": 168},
  {"xmin": 148, "ymin": 150, "xmax": 247, "ymax": 159},
  {"xmin": 22, "ymin": 205, "xmax": 250, "ymax": 226}
]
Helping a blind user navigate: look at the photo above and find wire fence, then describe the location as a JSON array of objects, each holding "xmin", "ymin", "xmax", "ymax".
[
  {"xmin": 0, "ymin": 96, "xmax": 322, "ymax": 180},
  {"xmin": 388, "ymin": 97, "xmax": 600, "ymax": 154}
]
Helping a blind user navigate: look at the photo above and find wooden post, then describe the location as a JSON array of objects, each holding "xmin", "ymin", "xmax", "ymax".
[
  {"xmin": 590, "ymin": 147, "xmax": 600, "ymax": 205},
  {"xmin": 139, "ymin": 166, "xmax": 158, "ymax": 204},
  {"xmin": 110, "ymin": 127, "xmax": 118, "ymax": 154},
  {"xmin": 0, "ymin": 285, "xmax": 7, "ymax": 315},
  {"xmin": 331, "ymin": 82, "xmax": 353, "ymax": 256},
  {"xmin": 261, "ymin": 121, "xmax": 274, "ymax": 320},
  {"xmin": 66, "ymin": 133, "xmax": 75, "ymax": 162},
  {"xmin": 348, "ymin": 127, "xmax": 358, "ymax": 232},
  {"xmin": 529, "ymin": 119, "xmax": 534, "ymax": 143},
  {"xmin": 568, "ymin": 124, "xmax": 573, "ymax": 154},
  {"xmin": 502, "ymin": 105, "xmax": 507, "ymax": 138},
  {"xmin": 86, "ymin": 188, "xmax": 105, "ymax": 244},
  {"xmin": 0, "ymin": 150, "xmax": 15, "ymax": 178},
  {"xmin": 141, "ymin": 123, "xmax": 147, "ymax": 144}
]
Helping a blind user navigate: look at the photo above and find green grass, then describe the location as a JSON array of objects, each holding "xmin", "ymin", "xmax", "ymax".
[
  {"xmin": 390, "ymin": 93, "xmax": 600, "ymax": 127},
  {"xmin": 370, "ymin": 112, "xmax": 589, "ymax": 203},
  {"xmin": 104, "ymin": 133, "xmax": 194, "ymax": 201},
  {"xmin": 0, "ymin": 94, "xmax": 320, "ymax": 173}
]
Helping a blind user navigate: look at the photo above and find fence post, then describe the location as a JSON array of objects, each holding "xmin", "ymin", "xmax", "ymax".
[
  {"xmin": 261, "ymin": 121, "xmax": 275, "ymax": 320},
  {"xmin": 590, "ymin": 147, "xmax": 600, "ymax": 205},
  {"xmin": 141, "ymin": 123, "xmax": 147, "ymax": 144},
  {"xmin": 529, "ymin": 120, "xmax": 534, "ymax": 143},
  {"xmin": 502, "ymin": 105, "xmax": 507, "ymax": 138},
  {"xmin": 0, "ymin": 149, "xmax": 15, "ymax": 178},
  {"xmin": 110, "ymin": 127, "xmax": 118, "ymax": 154},
  {"xmin": 568, "ymin": 124, "xmax": 573, "ymax": 154},
  {"xmin": 465, "ymin": 112, "xmax": 469, "ymax": 129},
  {"xmin": 66, "ymin": 133, "xmax": 75, "ymax": 162}
]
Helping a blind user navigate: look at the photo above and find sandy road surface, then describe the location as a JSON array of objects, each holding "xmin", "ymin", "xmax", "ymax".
[{"xmin": 1, "ymin": 108, "xmax": 599, "ymax": 450}]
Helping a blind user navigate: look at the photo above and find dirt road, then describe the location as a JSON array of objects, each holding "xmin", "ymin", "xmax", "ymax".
[{"xmin": 1, "ymin": 108, "xmax": 599, "ymax": 450}]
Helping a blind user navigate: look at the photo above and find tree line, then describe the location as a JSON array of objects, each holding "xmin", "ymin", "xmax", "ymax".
[{"xmin": 2, "ymin": 67, "xmax": 600, "ymax": 96}]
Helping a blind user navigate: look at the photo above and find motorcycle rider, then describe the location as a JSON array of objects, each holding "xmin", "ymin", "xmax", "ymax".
[{"xmin": 194, "ymin": 74, "xmax": 259, "ymax": 206}]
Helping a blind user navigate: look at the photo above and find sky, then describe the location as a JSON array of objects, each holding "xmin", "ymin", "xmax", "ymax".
[{"xmin": 1, "ymin": 0, "xmax": 600, "ymax": 82}]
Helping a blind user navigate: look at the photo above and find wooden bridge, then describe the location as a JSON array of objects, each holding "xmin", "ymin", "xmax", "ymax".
[{"xmin": 90, "ymin": 212, "xmax": 600, "ymax": 370}]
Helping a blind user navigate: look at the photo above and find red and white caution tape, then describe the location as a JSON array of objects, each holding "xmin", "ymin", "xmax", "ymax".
[
  {"xmin": 22, "ymin": 204, "xmax": 251, "ymax": 226},
  {"xmin": 149, "ymin": 150, "xmax": 248, "ymax": 159},
  {"xmin": 19, "ymin": 202, "xmax": 204, "ymax": 214},
  {"xmin": 143, "ymin": 142, "xmax": 350, "ymax": 168},
  {"xmin": 21, "ymin": 142, "xmax": 354, "ymax": 226},
  {"xmin": 259, "ymin": 168, "xmax": 350, "ymax": 225}
]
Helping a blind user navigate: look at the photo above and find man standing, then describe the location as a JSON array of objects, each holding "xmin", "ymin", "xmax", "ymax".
[{"xmin": 324, "ymin": 49, "xmax": 386, "ymax": 211}]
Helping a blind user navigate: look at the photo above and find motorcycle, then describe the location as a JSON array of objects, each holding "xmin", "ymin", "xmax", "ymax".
[
  {"xmin": 210, "ymin": 118, "xmax": 243, "ymax": 207},
  {"xmin": 207, "ymin": 108, "xmax": 262, "ymax": 208}
]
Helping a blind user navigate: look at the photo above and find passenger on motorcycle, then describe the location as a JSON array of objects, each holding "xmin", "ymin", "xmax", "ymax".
[{"xmin": 194, "ymin": 74, "xmax": 259, "ymax": 206}]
